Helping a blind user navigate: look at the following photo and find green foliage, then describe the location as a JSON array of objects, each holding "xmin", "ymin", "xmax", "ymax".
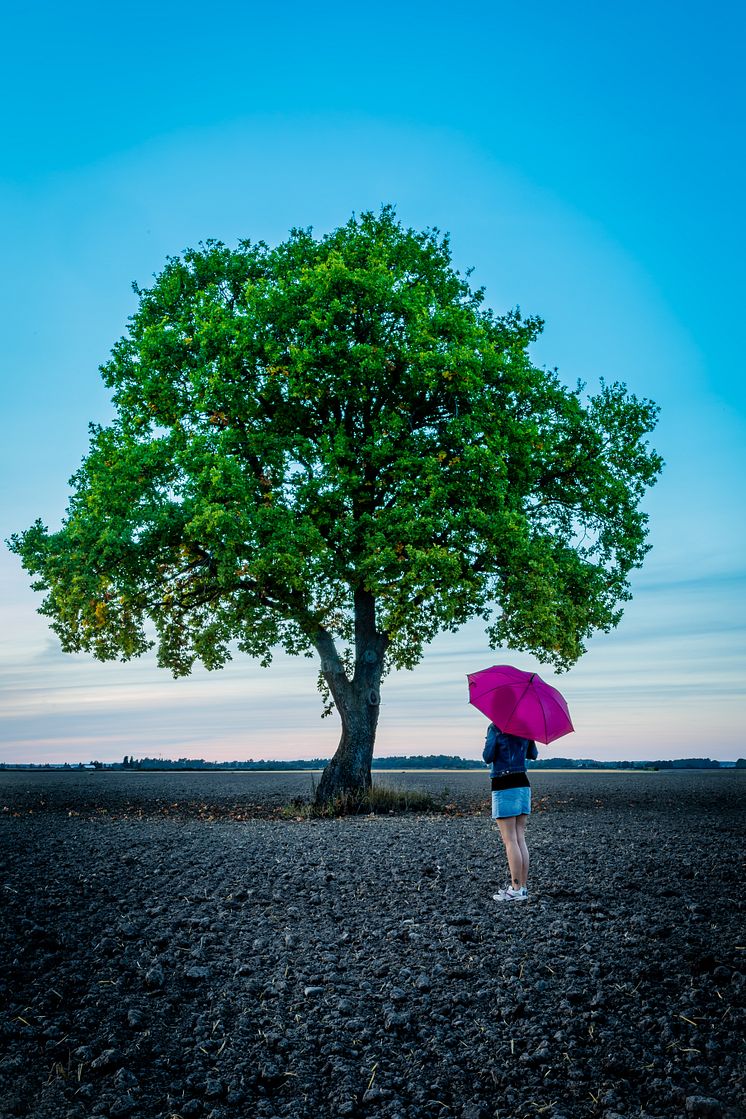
[
  {"xmin": 9, "ymin": 205, "xmax": 662, "ymax": 706},
  {"xmin": 283, "ymin": 781, "xmax": 440, "ymax": 818}
]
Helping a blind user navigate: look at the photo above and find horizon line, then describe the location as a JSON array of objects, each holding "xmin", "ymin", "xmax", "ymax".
[{"xmin": 2, "ymin": 754, "xmax": 741, "ymax": 769}]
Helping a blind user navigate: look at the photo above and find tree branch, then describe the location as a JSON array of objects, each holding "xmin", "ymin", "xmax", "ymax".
[{"xmin": 312, "ymin": 625, "xmax": 352, "ymax": 709}]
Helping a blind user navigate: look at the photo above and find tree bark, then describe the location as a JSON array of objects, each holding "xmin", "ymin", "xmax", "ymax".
[{"xmin": 314, "ymin": 591, "xmax": 387, "ymax": 805}]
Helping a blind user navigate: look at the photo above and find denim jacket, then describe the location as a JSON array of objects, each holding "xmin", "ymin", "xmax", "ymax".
[{"xmin": 482, "ymin": 723, "xmax": 538, "ymax": 777}]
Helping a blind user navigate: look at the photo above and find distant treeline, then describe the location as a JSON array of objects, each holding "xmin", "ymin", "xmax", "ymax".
[
  {"xmin": 115, "ymin": 755, "xmax": 484, "ymax": 771},
  {"xmin": 528, "ymin": 757, "xmax": 735, "ymax": 771},
  {"xmin": 2, "ymin": 755, "xmax": 742, "ymax": 771}
]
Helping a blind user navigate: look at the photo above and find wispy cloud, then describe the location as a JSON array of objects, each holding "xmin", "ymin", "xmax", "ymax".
[{"xmin": 2, "ymin": 562, "xmax": 744, "ymax": 762}]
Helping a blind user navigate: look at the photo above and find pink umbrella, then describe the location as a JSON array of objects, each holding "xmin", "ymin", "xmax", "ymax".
[{"xmin": 467, "ymin": 664, "xmax": 574, "ymax": 744}]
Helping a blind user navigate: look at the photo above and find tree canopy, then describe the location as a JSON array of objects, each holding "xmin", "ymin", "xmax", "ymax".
[{"xmin": 9, "ymin": 206, "xmax": 663, "ymax": 799}]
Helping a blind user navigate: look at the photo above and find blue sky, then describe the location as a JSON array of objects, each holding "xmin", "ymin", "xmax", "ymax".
[{"xmin": 2, "ymin": 1, "xmax": 744, "ymax": 762}]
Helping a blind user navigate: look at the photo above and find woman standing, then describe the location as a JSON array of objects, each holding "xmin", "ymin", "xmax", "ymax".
[{"xmin": 483, "ymin": 723, "xmax": 538, "ymax": 901}]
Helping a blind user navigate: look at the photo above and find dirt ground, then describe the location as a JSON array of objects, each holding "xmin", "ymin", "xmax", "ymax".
[{"xmin": 1, "ymin": 769, "xmax": 744, "ymax": 1119}]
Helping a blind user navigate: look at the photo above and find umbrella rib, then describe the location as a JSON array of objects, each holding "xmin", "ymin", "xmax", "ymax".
[
  {"xmin": 468, "ymin": 665, "xmax": 572, "ymax": 744},
  {"xmin": 502, "ymin": 676, "xmax": 535, "ymax": 733},
  {"xmin": 543, "ymin": 692, "xmax": 574, "ymax": 740}
]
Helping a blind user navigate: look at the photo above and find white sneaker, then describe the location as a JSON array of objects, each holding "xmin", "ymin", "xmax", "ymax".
[{"xmin": 493, "ymin": 886, "xmax": 528, "ymax": 902}]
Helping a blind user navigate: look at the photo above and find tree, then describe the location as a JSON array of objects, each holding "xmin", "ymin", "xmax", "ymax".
[{"xmin": 8, "ymin": 207, "xmax": 662, "ymax": 803}]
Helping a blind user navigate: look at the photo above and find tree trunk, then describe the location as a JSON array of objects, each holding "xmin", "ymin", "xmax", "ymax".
[
  {"xmin": 314, "ymin": 590, "xmax": 387, "ymax": 805},
  {"xmin": 314, "ymin": 681, "xmax": 381, "ymax": 802}
]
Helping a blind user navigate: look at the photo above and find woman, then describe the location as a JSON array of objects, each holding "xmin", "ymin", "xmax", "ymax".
[{"xmin": 483, "ymin": 723, "xmax": 538, "ymax": 901}]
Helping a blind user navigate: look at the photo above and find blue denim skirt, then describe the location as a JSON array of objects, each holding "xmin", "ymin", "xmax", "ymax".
[{"xmin": 491, "ymin": 787, "xmax": 531, "ymax": 819}]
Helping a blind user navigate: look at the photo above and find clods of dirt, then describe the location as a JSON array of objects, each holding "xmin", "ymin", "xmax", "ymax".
[{"xmin": 1, "ymin": 770, "xmax": 744, "ymax": 1119}]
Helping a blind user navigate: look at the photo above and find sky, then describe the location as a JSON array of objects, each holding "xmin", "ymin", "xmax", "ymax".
[{"xmin": 1, "ymin": 1, "xmax": 744, "ymax": 763}]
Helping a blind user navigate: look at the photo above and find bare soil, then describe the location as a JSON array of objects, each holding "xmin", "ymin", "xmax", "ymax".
[{"xmin": 1, "ymin": 769, "xmax": 744, "ymax": 1119}]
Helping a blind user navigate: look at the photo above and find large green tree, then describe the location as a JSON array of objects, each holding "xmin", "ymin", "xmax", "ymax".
[{"xmin": 9, "ymin": 207, "xmax": 662, "ymax": 802}]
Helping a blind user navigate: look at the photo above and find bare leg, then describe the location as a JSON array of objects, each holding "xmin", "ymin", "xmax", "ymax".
[
  {"xmin": 515, "ymin": 813, "xmax": 529, "ymax": 888},
  {"xmin": 497, "ymin": 817, "xmax": 524, "ymax": 891}
]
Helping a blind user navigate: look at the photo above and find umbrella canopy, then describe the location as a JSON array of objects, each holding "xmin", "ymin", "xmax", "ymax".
[{"xmin": 467, "ymin": 664, "xmax": 574, "ymax": 744}]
